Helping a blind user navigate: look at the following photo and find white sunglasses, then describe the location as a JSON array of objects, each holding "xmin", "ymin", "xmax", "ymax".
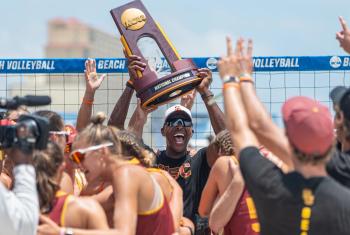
[{"xmin": 69, "ymin": 142, "xmax": 114, "ymax": 164}]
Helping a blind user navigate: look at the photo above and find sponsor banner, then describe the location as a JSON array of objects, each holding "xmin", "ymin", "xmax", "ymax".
[
  {"xmin": 0, "ymin": 59, "xmax": 128, "ymax": 74},
  {"xmin": 196, "ymin": 56, "xmax": 350, "ymax": 72},
  {"xmin": 1, "ymin": 56, "xmax": 350, "ymax": 74}
]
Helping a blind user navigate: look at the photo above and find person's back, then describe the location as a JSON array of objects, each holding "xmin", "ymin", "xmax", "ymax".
[
  {"xmin": 113, "ymin": 162, "xmax": 175, "ymax": 235},
  {"xmin": 224, "ymin": 188, "xmax": 259, "ymax": 235},
  {"xmin": 47, "ymin": 190, "xmax": 108, "ymax": 229},
  {"xmin": 238, "ymin": 95, "xmax": 350, "ymax": 235},
  {"xmin": 199, "ymin": 154, "xmax": 259, "ymax": 235},
  {"xmin": 245, "ymin": 157, "xmax": 350, "ymax": 235}
]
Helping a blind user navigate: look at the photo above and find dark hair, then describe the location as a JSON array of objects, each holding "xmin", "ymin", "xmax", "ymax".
[
  {"xmin": 115, "ymin": 130, "xmax": 155, "ymax": 167},
  {"xmin": 74, "ymin": 112, "xmax": 121, "ymax": 155},
  {"xmin": 292, "ymin": 144, "xmax": 333, "ymax": 165},
  {"xmin": 34, "ymin": 110, "xmax": 64, "ymax": 131},
  {"xmin": 214, "ymin": 130, "xmax": 235, "ymax": 156},
  {"xmin": 33, "ymin": 142, "xmax": 63, "ymax": 213}
]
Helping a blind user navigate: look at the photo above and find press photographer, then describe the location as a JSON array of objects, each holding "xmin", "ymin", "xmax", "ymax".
[{"xmin": 0, "ymin": 95, "xmax": 50, "ymax": 235}]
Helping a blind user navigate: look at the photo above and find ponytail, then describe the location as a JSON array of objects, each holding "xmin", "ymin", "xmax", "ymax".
[{"xmin": 116, "ymin": 130, "xmax": 155, "ymax": 167}]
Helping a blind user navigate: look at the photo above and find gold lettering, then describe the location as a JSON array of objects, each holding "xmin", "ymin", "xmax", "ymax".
[
  {"xmin": 121, "ymin": 8, "xmax": 147, "ymax": 30},
  {"xmin": 124, "ymin": 15, "xmax": 146, "ymax": 29},
  {"xmin": 301, "ymin": 207, "xmax": 311, "ymax": 219},
  {"xmin": 302, "ymin": 189, "xmax": 315, "ymax": 206}
]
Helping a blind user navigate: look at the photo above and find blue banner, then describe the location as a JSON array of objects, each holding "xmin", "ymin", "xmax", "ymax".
[{"xmin": 0, "ymin": 56, "xmax": 350, "ymax": 74}]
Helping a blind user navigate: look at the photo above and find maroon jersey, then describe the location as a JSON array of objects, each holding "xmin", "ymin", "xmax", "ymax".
[
  {"xmin": 136, "ymin": 195, "xmax": 175, "ymax": 235},
  {"xmin": 224, "ymin": 188, "xmax": 260, "ymax": 235},
  {"xmin": 49, "ymin": 191, "xmax": 73, "ymax": 226}
]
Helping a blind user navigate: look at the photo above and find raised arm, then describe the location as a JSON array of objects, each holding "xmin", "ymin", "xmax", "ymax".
[
  {"xmin": 127, "ymin": 99, "xmax": 156, "ymax": 139},
  {"xmin": 108, "ymin": 86, "xmax": 134, "ymax": 129},
  {"xmin": 196, "ymin": 68, "xmax": 226, "ymax": 135},
  {"xmin": 218, "ymin": 38, "xmax": 259, "ymax": 154},
  {"xmin": 336, "ymin": 16, "xmax": 350, "ymax": 54},
  {"xmin": 108, "ymin": 53, "xmax": 146, "ymax": 129},
  {"xmin": 234, "ymin": 38, "xmax": 294, "ymax": 168},
  {"xmin": 76, "ymin": 59, "xmax": 106, "ymax": 132}
]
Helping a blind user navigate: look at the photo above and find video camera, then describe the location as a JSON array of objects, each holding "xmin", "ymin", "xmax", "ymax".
[{"xmin": 0, "ymin": 95, "xmax": 51, "ymax": 153}]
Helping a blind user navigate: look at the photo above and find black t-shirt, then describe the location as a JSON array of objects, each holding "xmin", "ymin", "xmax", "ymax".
[
  {"xmin": 239, "ymin": 146, "xmax": 350, "ymax": 235},
  {"xmin": 156, "ymin": 148, "xmax": 210, "ymax": 225},
  {"xmin": 327, "ymin": 149, "xmax": 350, "ymax": 189}
]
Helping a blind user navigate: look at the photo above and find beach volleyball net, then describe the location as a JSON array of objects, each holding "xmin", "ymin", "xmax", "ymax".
[{"xmin": 0, "ymin": 56, "xmax": 349, "ymax": 149}]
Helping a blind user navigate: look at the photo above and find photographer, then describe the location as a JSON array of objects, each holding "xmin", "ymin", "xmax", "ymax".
[
  {"xmin": 0, "ymin": 148, "xmax": 38, "ymax": 235},
  {"xmin": 0, "ymin": 114, "xmax": 49, "ymax": 235}
]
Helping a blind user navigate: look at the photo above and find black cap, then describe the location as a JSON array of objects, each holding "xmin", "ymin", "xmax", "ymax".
[
  {"xmin": 340, "ymin": 88, "xmax": 350, "ymax": 120},
  {"xmin": 330, "ymin": 86, "xmax": 347, "ymax": 106}
]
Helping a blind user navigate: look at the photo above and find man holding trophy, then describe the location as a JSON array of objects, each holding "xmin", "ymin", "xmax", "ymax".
[{"xmin": 110, "ymin": 1, "xmax": 226, "ymax": 234}]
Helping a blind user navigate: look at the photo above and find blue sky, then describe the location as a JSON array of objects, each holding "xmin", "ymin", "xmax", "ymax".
[{"xmin": 1, "ymin": 0, "xmax": 350, "ymax": 58}]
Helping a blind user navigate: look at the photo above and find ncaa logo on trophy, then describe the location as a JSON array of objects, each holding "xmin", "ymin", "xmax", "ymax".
[{"xmin": 111, "ymin": 0, "xmax": 202, "ymax": 108}]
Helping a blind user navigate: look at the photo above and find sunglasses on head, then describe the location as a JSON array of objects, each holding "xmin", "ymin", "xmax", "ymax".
[
  {"xmin": 50, "ymin": 131, "xmax": 69, "ymax": 142},
  {"xmin": 69, "ymin": 142, "xmax": 114, "ymax": 164},
  {"xmin": 165, "ymin": 118, "xmax": 192, "ymax": 127}
]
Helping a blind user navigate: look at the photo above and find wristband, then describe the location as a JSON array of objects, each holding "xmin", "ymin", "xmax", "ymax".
[
  {"xmin": 64, "ymin": 227, "xmax": 74, "ymax": 235},
  {"xmin": 200, "ymin": 91, "xmax": 214, "ymax": 100},
  {"xmin": 223, "ymin": 82, "xmax": 240, "ymax": 90},
  {"xmin": 222, "ymin": 76, "xmax": 238, "ymax": 84},
  {"xmin": 83, "ymin": 99, "xmax": 94, "ymax": 105},
  {"xmin": 239, "ymin": 76, "xmax": 254, "ymax": 83},
  {"xmin": 126, "ymin": 80, "xmax": 134, "ymax": 89}
]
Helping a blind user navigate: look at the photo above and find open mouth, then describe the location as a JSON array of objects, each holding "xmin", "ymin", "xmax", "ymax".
[{"xmin": 174, "ymin": 133, "xmax": 185, "ymax": 144}]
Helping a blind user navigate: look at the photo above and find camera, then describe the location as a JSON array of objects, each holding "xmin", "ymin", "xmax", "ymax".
[
  {"xmin": 0, "ymin": 114, "xmax": 49, "ymax": 153},
  {"xmin": 0, "ymin": 95, "xmax": 51, "ymax": 153}
]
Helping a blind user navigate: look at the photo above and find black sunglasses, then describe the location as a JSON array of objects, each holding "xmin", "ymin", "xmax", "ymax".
[{"xmin": 165, "ymin": 118, "xmax": 192, "ymax": 127}]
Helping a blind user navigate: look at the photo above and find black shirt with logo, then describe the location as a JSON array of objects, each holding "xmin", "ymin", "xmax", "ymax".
[
  {"xmin": 239, "ymin": 146, "xmax": 350, "ymax": 235},
  {"xmin": 327, "ymin": 149, "xmax": 350, "ymax": 189},
  {"xmin": 156, "ymin": 148, "xmax": 210, "ymax": 227}
]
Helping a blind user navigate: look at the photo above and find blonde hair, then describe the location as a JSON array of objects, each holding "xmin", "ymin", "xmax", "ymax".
[
  {"xmin": 214, "ymin": 130, "xmax": 235, "ymax": 156},
  {"xmin": 74, "ymin": 112, "xmax": 121, "ymax": 155},
  {"xmin": 115, "ymin": 130, "xmax": 155, "ymax": 167}
]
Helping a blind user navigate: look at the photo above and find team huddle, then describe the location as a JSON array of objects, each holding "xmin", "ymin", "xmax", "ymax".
[{"xmin": 1, "ymin": 15, "xmax": 350, "ymax": 235}]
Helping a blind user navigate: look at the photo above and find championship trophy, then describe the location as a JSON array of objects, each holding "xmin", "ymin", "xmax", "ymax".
[{"xmin": 110, "ymin": 0, "xmax": 202, "ymax": 108}]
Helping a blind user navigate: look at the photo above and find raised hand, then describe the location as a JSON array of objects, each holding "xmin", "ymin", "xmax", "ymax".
[
  {"xmin": 237, "ymin": 38, "xmax": 254, "ymax": 76},
  {"xmin": 180, "ymin": 90, "xmax": 196, "ymax": 110},
  {"xmin": 336, "ymin": 16, "xmax": 350, "ymax": 54},
  {"xmin": 217, "ymin": 37, "xmax": 254, "ymax": 80},
  {"xmin": 217, "ymin": 37, "xmax": 239, "ymax": 79},
  {"xmin": 127, "ymin": 98, "xmax": 157, "ymax": 138},
  {"xmin": 196, "ymin": 68, "xmax": 213, "ymax": 95},
  {"xmin": 124, "ymin": 49, "xmax": 146, "ymax": 81},
  {"xmin": 134, "ymin": 98, "xmax": 157, "ymax": 121},
  {"xmin": 84, "ymin": 59, "xmax": 106, "ymax": 94}
]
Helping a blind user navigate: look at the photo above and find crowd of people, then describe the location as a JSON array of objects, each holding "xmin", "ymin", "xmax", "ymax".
[{"xmin": 1, "ymin": 16, "xmax": 350, "ymax": 235}]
